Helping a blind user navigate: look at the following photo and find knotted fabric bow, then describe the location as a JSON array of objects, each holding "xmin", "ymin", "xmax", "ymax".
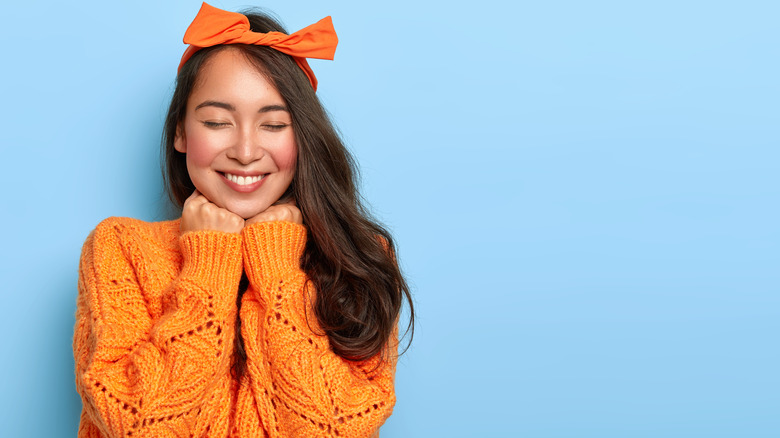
[{"xmin": 179, "ymin": 2, "xmax": 338, "ymax": 91}]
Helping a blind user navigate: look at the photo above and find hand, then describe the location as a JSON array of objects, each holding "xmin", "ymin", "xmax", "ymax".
[
  {"xmin": 181, "ymin": 190, "xmax": 245, "ymax": 234},
  {"xmin": 245, "ymin": 202, "xmax": 303, "ymax": 226}
]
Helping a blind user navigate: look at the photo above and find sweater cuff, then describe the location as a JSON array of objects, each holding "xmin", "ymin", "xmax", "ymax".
[
  {"xmin": 178, "ymin": 230, "xmax": 243, "ymax": 295},
  {"xmin": 242, "ymin": 221, "xmax": 307, "ymax": 281}
]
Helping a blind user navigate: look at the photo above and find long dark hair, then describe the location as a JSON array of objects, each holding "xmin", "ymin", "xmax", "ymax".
[{"xmin": 162, "ymin": 10, "xmax": 414, "ymax": 379}]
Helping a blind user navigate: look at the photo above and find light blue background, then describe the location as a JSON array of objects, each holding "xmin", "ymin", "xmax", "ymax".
[{"xmin": 1, "ymin": 0, "xmax": 777, "ymax": 436}]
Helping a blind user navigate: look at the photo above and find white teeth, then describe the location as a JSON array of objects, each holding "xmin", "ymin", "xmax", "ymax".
[{"xmin": 225, "ymin": 173, "xmax": 264, "ymax": 186}]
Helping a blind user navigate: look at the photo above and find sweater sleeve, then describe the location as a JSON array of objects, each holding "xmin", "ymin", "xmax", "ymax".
[
  {"xmin": 238, "ymin": 221, "xmax": 397, "ymax": 438},
  {"xmin": 73, "ymin": 218, "xmax": 243, "ymax": 437}
]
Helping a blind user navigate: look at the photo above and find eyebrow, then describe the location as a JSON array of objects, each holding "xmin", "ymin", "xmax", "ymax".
[{"xmin": 194, "ymin": 100, "xmax": 289, "ymax": 113}]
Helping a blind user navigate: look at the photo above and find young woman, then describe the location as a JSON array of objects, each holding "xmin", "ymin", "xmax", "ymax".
[{"xmin": 73, "ymin": 3, "xmax": 413, "ymax": 437}]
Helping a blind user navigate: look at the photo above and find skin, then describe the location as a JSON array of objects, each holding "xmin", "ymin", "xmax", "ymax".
[
  {"xmin": 175, "ymin": 48, "xmax": 302, "ymax": 233},
  {"xmin": 175, "ymin": 48, "xmax": 381, "ymax": 438},
  {"xmin": 180, "ymin": 190, "xmax": 302, "ymax": 234}
]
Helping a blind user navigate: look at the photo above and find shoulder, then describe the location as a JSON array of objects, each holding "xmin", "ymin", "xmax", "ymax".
[
  {"xmin": 84, "ymin": 216, "xmax": 182, "ymax": 260},
  {"xmin": 80, "ymin": 217, "xmax": 184, "ymax": 288},
  {"xmin": 90, "ymin": 216, "xmax": 179, "ymax": 242}
]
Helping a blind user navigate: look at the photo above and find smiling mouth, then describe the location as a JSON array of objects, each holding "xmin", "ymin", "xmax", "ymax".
[{"xmin": 222, "ymin": 172, "xmax": 268, "ymax": 186}]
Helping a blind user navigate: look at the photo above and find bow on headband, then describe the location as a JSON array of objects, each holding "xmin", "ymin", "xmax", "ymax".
[{"xmin": 179, "ymin": 2, "xmax": 338, "ymax": 91}]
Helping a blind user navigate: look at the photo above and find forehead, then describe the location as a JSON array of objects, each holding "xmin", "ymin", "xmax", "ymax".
[{"xmin": 190, "ymin": 48, "xmax": 282, "ymax": 103}]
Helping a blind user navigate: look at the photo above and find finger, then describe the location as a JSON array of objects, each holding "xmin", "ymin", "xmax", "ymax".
[
  {"xmin": 289, "ymin": 205, "xmax": 303, "ymax": 224},
  {"xmin": 184, "ymin": 190, "xmax": 209, "ymax": 208},
  {"xmin": 185, "ymin": 190, "xmax": 200, "ymax": 201},
  {"xmin": 279, "ymin": 203, "xmax": 301, "ymax": 218},
  {"xmin": 275, "ymin": 199, "xmax": 297, "ymax": 208},
  {"xmin": 252, "ymin": 204, "xmax": 302, "ymax": 224},
  {"xmin": 183, "ymin": 190, "xmax": 198, "ymax": 206}
]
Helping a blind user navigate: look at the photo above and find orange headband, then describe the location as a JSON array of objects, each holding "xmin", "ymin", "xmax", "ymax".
[{"xmin": 179, "ymin": 2, "xmax": 338, "ymax": 91}]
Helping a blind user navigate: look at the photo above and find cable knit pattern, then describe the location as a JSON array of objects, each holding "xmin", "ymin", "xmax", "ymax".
[{"xmin": 74, "ymin": 217, "xmax": 396, "ymax": 437}]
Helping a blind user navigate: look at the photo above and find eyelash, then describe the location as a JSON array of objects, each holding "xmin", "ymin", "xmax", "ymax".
[
  {"xmin": 203, "ymin": 121, "xmax": 229, "ymax": 128},
  {"xmin": 201, "ymin": 121, "xmax": 289, "ymax": 131}
]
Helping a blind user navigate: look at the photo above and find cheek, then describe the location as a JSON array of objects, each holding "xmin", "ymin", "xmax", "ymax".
[
  {"xmin": 185, "ymin": 136, "xmax": 218, "ymax": 168},
  {"xmin": 273, "ymin": 140, "xmax": 297, "ymax": 172}
]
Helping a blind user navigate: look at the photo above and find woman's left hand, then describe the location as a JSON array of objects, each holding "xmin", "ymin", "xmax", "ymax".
[{"xmin": 245, "ymin": 202, "xmax": 303, "ymax": 226}]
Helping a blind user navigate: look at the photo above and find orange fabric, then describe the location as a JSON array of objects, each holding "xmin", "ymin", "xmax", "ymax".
[
  {"xmin": 73, "ymin": 217, "xmax": 396, "ymax": 437},
  {"xmin": 179, "ymin": 2, "xmax": 338, "ymax": 91}
]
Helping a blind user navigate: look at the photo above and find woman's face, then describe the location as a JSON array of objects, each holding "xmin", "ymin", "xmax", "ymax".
[{"xmin": 175, "ymin": 48, "xmax": 297, "ymax": 219}]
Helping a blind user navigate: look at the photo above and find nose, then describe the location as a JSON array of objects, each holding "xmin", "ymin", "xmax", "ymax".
[{"xmin": 226, "ymin": 125, "xmax": 265, "ymax": 164}]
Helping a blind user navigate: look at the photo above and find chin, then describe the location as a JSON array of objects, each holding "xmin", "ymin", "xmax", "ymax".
[{"xmin": 223, "ymin": 200, "xmax": 270, "ymax": 220}]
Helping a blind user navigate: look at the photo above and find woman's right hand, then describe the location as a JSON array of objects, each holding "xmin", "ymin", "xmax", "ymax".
[{"xmin": 181, "ymin": 190, "xmax": 245, "ymax": 234}]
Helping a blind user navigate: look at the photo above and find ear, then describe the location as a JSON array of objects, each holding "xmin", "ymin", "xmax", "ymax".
[{"xmin": 173, "ymin": 123, "xmax": 186, "ymax": 153}]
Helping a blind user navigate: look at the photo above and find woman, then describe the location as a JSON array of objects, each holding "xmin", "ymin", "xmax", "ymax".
[{"xmin": 74, "ymin": 3, "xmax": 413, "ymax": 436}]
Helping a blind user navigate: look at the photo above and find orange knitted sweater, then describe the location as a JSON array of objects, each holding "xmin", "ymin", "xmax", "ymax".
[{"xmin": 73, "ymin": 217, "xmax": 396, "ymax": 437}]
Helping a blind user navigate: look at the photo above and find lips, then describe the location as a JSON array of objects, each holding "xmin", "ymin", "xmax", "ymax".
[
  {"xmin": 217, "ymin": 171, "xmax": 269, "ymax": 193},
  {"xmin": 223, "ymin": 172, "xmax": 267, "ymax": 186}
]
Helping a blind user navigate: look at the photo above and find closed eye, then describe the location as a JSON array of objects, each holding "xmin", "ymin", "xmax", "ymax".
[
  {"xmin": 263, "ymin": 123, "xmax": 289, "ymax": 131},
  {"xmin": 203, "ymin": 121, "xmax": 230, "ymax": 128}
]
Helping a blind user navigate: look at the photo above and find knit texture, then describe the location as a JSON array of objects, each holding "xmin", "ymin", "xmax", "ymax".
[{"xmin": 73, "ymin": 217, "xmax": 396, "ymax": 437}]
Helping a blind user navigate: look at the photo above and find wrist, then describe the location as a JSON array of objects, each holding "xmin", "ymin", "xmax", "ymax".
[
  {"xmin": 179, "ymin": 230, "xmax": 243, "ymax": 297},
  {"xmin": 242, "ymin": 221, "xmax": 307, "ymax": 281}
]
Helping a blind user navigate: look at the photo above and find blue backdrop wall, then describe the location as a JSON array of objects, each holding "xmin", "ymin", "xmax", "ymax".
[{"xmin": 0, "ymin": 1, "xmax": 778, "ymax": 436}]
